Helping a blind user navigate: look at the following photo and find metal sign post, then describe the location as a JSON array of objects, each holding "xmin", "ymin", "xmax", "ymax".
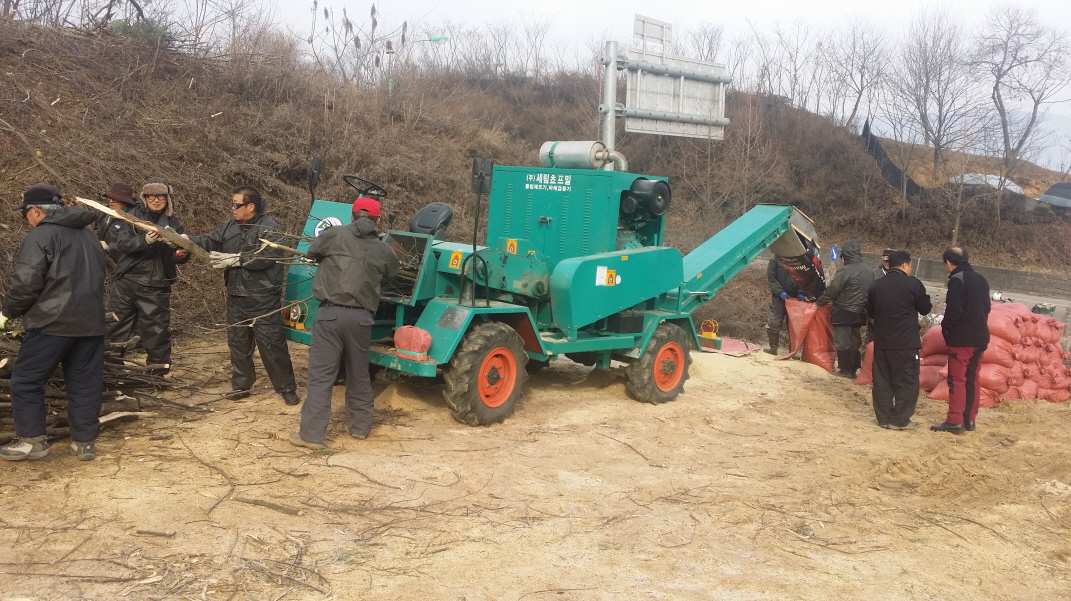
[{"xmin": 599, "ymin": 14, "xmax": 733, "ymax": 163}]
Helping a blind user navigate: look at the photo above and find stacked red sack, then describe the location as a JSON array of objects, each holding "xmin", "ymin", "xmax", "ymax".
[{"xmin": 921, "ymin": 302, "xmax": 1070, "ymax": 408}]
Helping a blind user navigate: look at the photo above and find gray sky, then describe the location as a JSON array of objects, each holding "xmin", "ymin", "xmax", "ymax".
[
  {"xmin": 275, "ymin": 0, "xmax": 1071, "ymax": 56},
  {"xmin": 273, "ymin": 0, "xmax": 1071, "ymax": 169}
]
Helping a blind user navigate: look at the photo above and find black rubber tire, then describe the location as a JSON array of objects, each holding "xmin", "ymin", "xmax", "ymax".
[
  {"xmin": 526, "ymin": 359, "xmax": 550, "ymax": 373},
  {"xmin": 625, "ymin": 322, "xmax": 692, "ymax": 404},
  {"xmin": 443, "ymin": 322, "xmax": 529, "ymax": 426},
  {"xmin": 565, "ymin": 352, "xmax": 598, "ymax": 367}
]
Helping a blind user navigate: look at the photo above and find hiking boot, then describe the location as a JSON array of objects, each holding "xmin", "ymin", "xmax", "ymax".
[
  {"xmin": 70, "ymin": 440, "xmax": 95, "ymax": 461},
  {"xmin": 930, "ymin": 421, "xmax": 965, "ymax": 434},
  {"xmin": 964, "ymin": 421, "xmax": 976, "ymax": 432},
  {"xmin": 281, "ymin": 391, "xmax": 301, "ymax": 406},
  {"xmin": 348, "ymin": 429, "xmax": 368, "ymax": 440},
  {"xmin": 889, "ymin": 421, "xmax": 920, "ymax": 431},
  {"xmin": 288, "ymin": 432, "xmax": 325, "ymax": 450},
  {"xmin": 0, "ymin": 435, "xmax": 50, "ymax": 461}
]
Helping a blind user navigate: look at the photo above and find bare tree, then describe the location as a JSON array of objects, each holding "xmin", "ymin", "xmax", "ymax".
[
  {"xmin": 822, "ymin": 20, "xmax": 889, "ymax": 129},
  {"xmin": 683, "ymin": 22, "xmax": 724, "ymax": 63},
  {"xmin": 893, "ymin": 9, "xmax": 987, "ymax": 184},
  {"xmin": 973, "ymin": 5, "xmax": 1071, "ymax": 222},
  {"xmin": 874, "ymin": 82, "xmax": 927, "ymax": 211}
]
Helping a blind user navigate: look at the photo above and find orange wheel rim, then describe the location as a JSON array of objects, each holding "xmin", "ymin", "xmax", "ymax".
[
  {"xmin": 478, "ymin": 347, "xmax": 517, "ymax": 408},
  {"xmin": 653, "ymin": 342, "xmax": 685, "ymax": 392}
]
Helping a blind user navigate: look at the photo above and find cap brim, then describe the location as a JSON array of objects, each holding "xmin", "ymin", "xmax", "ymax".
[{"xmin": 104, "ymin": 194, "xmax": 135, "ymax": 205}]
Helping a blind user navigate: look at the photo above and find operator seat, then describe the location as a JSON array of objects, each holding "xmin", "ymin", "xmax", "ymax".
[{"xmin": 409, "ymin": 202, "xmax": 454, "ymax": 240}]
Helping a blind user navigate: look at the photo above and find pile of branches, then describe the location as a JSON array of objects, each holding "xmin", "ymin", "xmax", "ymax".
[{"xmin": 0, "ymin": 332, "xmax": 182, "ymax": 444}]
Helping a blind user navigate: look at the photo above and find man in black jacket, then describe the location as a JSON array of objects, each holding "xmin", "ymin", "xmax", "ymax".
[
  {"xmin": 192, "ymin": 186, "xmax": 299, "ymax": 405},
  {"xmin": 765, "ymin": 257, "xmax": 805, "ymax": 355},
  {"xmin": 866, "ymin": 250, "xmax": 932, "ymax": 430},
  {"xmin": 933, "ymin": 247, "xmax": 991, "ymax": 434},
  {"xmin": 816, "ymin": 240, "xmax": 874, "ymax": 378},
  {"xmin": 0, "ymin": 184, "xmax": 107, "ymax": 461},
  {"xmin": 290, "ymin": 197, "xmax": 399, "ymax": 449},
  {"xmin": 105, "ymin": 178, "xmax": 189, "ymax": 373}
]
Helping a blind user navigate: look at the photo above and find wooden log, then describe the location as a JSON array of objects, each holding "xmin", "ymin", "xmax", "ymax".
[{"xmin": 74, "ymin": 197, "xmax": 211, "ymax": 262}]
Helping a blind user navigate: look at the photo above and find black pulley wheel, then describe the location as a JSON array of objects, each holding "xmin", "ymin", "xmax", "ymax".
[{"xmin": 629, "ymin": 178, "xmax": 671, "ymax": 215}]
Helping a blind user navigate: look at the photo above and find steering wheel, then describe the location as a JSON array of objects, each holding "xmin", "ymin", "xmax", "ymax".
[{"xmin": 343, "ymin": 175, "xmax": 387, "ymax": 199}]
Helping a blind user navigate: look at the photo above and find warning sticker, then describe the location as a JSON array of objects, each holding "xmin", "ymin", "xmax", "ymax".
[
  {"xmin": 595, "ymin": 266, "xmax": 617, "ymax": 287},
  {"xmin": 506, "ymin": 239, "xmax": 518, "ymax": 255},
  {"xmin": 449, "ymin": 250, "xmax": 463, "ymax": 269}
]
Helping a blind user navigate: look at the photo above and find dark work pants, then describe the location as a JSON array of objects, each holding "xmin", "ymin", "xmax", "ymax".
[
  {"xmin": 872, "ymin": 348, "xmax": 920, "ymax": 427},
  {"xmin": 300, "ymin": 305, "xmax": 374, "ymax": 443},
  {"xmin": 947, "ymin": 345, "xmax": 986, "ymax": 425},
  {"xmin": 10, "ymin": 332, "xmax": 104, "ymax": 442},
  {"xmin": 106, "ymin": 278, "xmax": 172, "ymax": 369},
  {"xmin": 226, "ymin": 294, "xmax": 297, "ymax": 394},
  {"xmin": 833, "ymin": 325, "xmax": 863, "ymax": 372},
  {"xmin": 767, "ymin": 293, "xmax": 788, "ymax": 335}
]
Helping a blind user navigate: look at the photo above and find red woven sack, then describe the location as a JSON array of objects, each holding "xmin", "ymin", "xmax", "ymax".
[
  {"xmin": 1038, "ymin": 319, "xmax": 1061, "ymax": 344},
  {"xmin": 853, "ymin": 342, "xmax": 875, "ymax": 385},
  {"xmin": 1050, "ymin": 369, "xmax": 1071, "ymax": 391},
  {"xmin": 977, "ymin": 363, "xmax": 1011, "ymax": 394},
  {"xmin": 939, "ymin": 366, "xmax": 948, "ymax": 379},
  {"xmin": 999, "ymin": 387, "xmax": 1021, "ymax": 402},
  {"xmin": 922, "ymin": 353, "xmax": 948, "ymax": 367},
  {"xmin": 929, "ymin": 380, "xmax": 950, "ymax": 401},
  {"xmin": 921, "ymin": 326, "xmax": 949, "ymax": 357},
  {"xmin": 1045, "ymin": 388, "xmax": 1071, "ymax": 403},
  {"xmin": 979, "ymin": 388, "xmax": 1001, "ymax": 408},
  {"xmin": 919, "ymin": 365, "xmax": 943, "ymax": 392},
  {"xmin": 781, "ymin": 299, "xmax": 836, "ymax": 372},
  {"xmin": 1009, "ymin": 362, "xmax": 1025, "ymax": 387},
  {"xmin": 1021, "ymin": 362, "xmax": 1038, "ymax": 380},
  {"xmin": 993, "ymin": 302, "xmax": 1031, "ymax": 318},
  {"xmin": 1015, "ymin": 339, "xmax": 1041, "ymax": 364},
  {"xmin": 987, "ymin": 309, "xmax": 1023, "ymax": 345},
  {"xmin": 1040, "ymin": 344, "xmax": 1063, "ymax": 367},
  {"xmin": 1019, "ymin": 379, "xmax": 1039, "ymax": 399},
  {"xmin": 980, "ymin": 337, "xmax": 1015, "ymax": 368},
  {"xmin": 1021, "ymin": 315, "xmax": 1039, "ymax": 339}
]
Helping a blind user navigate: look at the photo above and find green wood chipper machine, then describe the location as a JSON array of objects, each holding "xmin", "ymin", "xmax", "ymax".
[{"xmin": 282, "ymin": 141, "xmax": 820, "ymax": 426}]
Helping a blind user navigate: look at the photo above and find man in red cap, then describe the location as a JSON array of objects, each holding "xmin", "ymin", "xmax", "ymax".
[{"xmin": 290, "ymin": 196, "xmax": 398, "ymax": 450}]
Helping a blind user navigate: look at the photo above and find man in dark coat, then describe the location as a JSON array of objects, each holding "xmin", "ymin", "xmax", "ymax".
[
  {"xmin": 0, "ymin": 184, "xmax": 107, "ymax": 461},
  {"xmin": 816, "ymin": 240, "xmax": 874, "ymax": 378},
  {"xmin": 192, "ymin": 186, "xmax": 299, "ymax": 405},
  {"xmin": 933, "ymin": 247, "xmax": 991, "ymax": 434},
  {"xmin": 866, "ymin": 251, "xmax": 932, "ymax": 430},
  {"xmin": 290, "ymin": 197, "xmax": 399, "ymax": 450},
  {"xmin": 765, "ymin": 257, "xmax": 805, "ymax": 355},
  {"xmin": 866, "ymin": 248, "xmax": 897, "ymax": 345},
  {"xmin": 105, "ymin": 178, "xmax": 189, "ymax": 373}
]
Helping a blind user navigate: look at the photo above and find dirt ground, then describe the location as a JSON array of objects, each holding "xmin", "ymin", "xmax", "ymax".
[{"xmin": 2, "ymin": 338, "xmax": 1071, "ymax": 601}]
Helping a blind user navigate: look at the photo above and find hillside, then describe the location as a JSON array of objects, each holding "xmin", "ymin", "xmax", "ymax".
[
  {"xmin": 880, "ymin": 138, "xmax": 1068, "ymax": 198},
  {"xmin": 2, "ymin": 22, "xmax": 1071, "ymax": 333}
]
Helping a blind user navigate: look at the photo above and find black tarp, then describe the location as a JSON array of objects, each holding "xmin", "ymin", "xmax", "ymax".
[{"xmin": 1039, "ymin": 182, "xmax": 1071, "ymax": 208}]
